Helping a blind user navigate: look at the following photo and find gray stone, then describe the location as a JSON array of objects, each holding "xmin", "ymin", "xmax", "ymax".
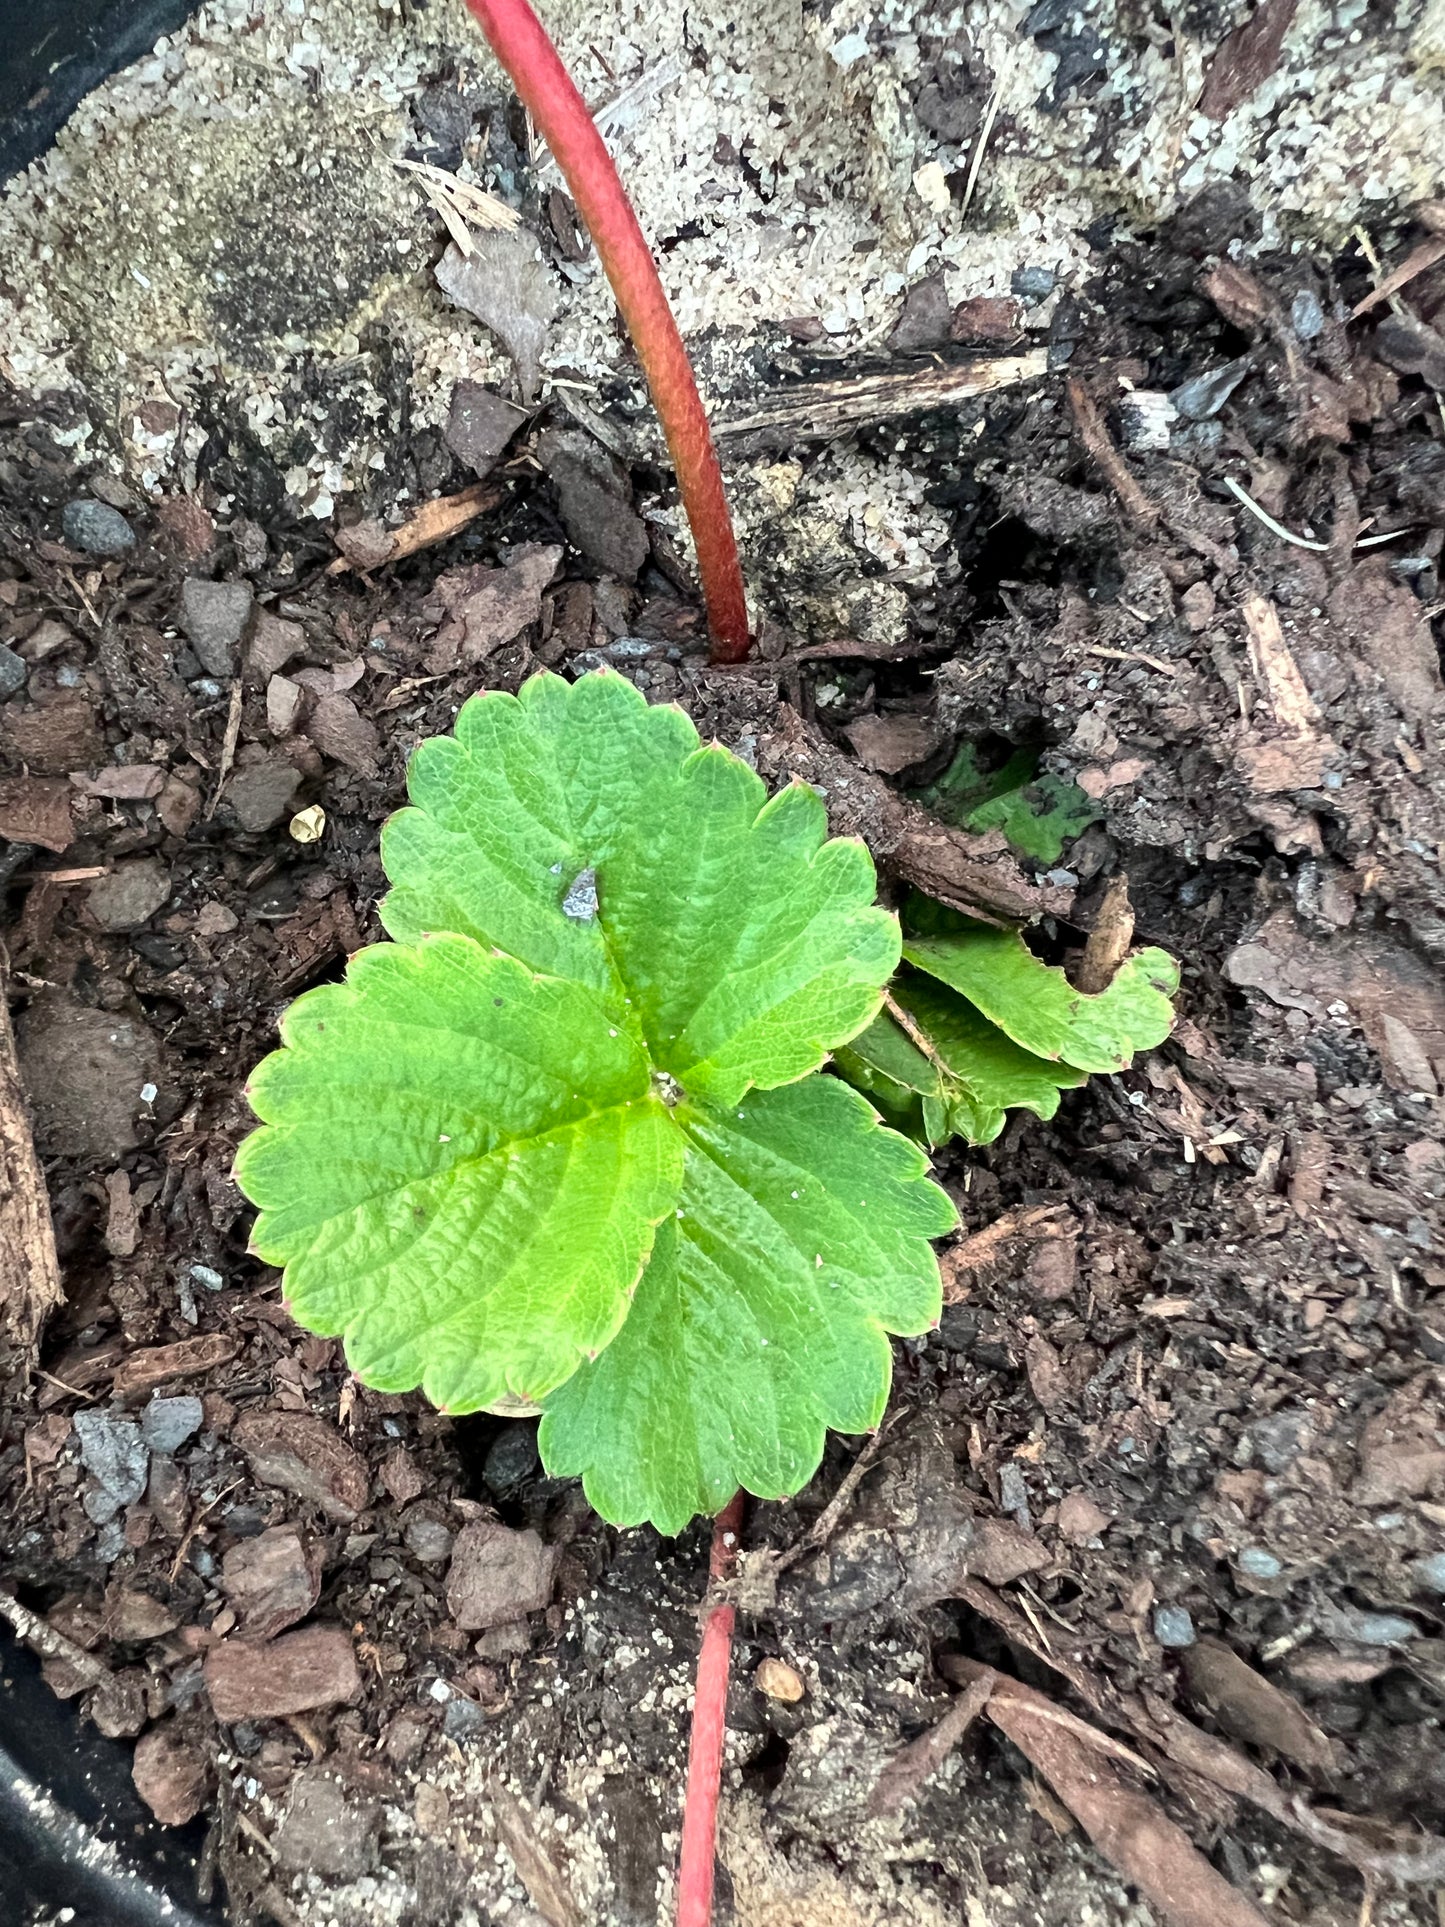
[
  {"xmin": 1153, "ymin": 1606, "xmax": 1196, "ymax": 1649},
  {"xmin": 404, "ymin": 1514, "xmax": 455, "ymax": 1564},
  {"xmin": 272, "ymin": 1770, "xmax": 377, "ymax": 1877},
  {"xmin": 483, "ymin": 1422, "xmax": 540, "ymax": 1495},
  {"xmin": 1318, "ymin": 1604, "xmax": 1418, "ymax": 1647},
  {"xmin": 445, "ymin": 380, "xmax": 527, "ymax": 477},
  {"xmin": 73, "ymin": 1410, "xmax": 149, "ymax": 1524},
  {"xmin": 1170, "ymin": 357, "xmax": 1251, "ymax": 422},
  {"xmin": 1410, "ymin": 1552, "xmax": 1445, "ymax": 1594},
  {"xmin": 224, "ymin": 760, "xmax": 301, "ymax": 833},
  {"xmin": 180, "ymin": 578, "xmax": 254, "ymax": 677},
  {"xmin": 1236, "ymin": 1546, "xmax": 1283, "ymax": 1580},
  {"xmin": 1290, "ymin": 288, "xmax": 1325, "ymax": 339},
  {"xmin": 1248, "ymin": 1409, "xmax": 1312, "ymax": 1474},
  {"xmin": 442, "ymin": 1695, "xmax": 487, "ymax": 1741},
  {"xmin": 537, "ymin": 428, "xmax": 649, "ymax": 579},
  {"xmin": 87, "ymin": 859, "xmax": 172, "ymax": 932},
  {"xmin": 888, "ymin": 272, "xmax": 951, "ymax": 352},
  {"xmin": 140, "ymin": 1395, "xmax": 204, "ymax": 1454},
  {"xmin": 63, "ymin": 499, "xmax": 136, "ymax": 557},
  {"xmin": 0, "ymin": 645, "xmax": 28, "ymax": 700},
  {"xmin": 1010, "ymin": 264, "xmax": 1056, "ymax": 301}
]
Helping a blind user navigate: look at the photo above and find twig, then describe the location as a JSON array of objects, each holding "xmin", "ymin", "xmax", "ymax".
[
  {"xmin": 868, "ymin": 1674, "xmax": 994, "ymax": 1816},
  {"xmin": 882, "ymin": 990, "xmax": 949, "ymax": 1077},
  {"xmin": 0, "ymin": 1587, "xmax": 111, "ymax": 1688},
  {"xmin": 1349, "ymin": 234, "xmax": 1445, "ymax": 317},
  {"xmin": 960, "ymin": 60, "xmax": 1008, "ymax": 220},
  {"xmin": 205, "ymin": 680, "xmax": 244, "ymax": 822},
  {"xmin": 1224, "ymin": 476, "xmax": 1409, "ymax": 552},
  {"xmin": 677, "ymin": 1491, "xmax": 746, "ymax": 1927},
  {"xmin": 170, "ymin": 1478, "xmax": 244, "ymax": 1582},
  {"xmin": 0, "ymin": 949, "xmax": 64, "ymax": 1355},
  {"xmin": 1082, "ymin": 643, "xmax": 1178, "ymax": 677},
  {"xmin": 948, "ymin": 1659, "xmax": 1272, "ymax": 1927},
  {"xmin": 716, "ymin": 353, "xmax": 1048, "ymax": 442},
  {"xmin": 1066, "ymin": 376, "xmax": 1161, "ymax": 530}
]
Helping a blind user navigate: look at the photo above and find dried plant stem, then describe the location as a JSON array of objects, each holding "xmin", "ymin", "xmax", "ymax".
[
  {"xmin": 677, "ymin": 1491, "xmax": 746, "ymax": 1927},
  {"xmin": 461, "ymin": 0, "xmax": 750, "ymax": 663}
]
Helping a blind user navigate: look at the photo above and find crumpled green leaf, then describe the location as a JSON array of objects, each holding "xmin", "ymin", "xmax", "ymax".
[
  {"xmin": 903, "ymin": 922, "xmax": 1178, "ymax": 1073},
  {"xmin": 539, "ymin": 1078, "xmax": 955, "ymax": 1534}
]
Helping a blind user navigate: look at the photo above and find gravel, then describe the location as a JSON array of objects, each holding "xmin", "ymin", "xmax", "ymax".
[
  {"xmin": 61, "ymin": 498, "xmax": 136, "ymax": 556},
  {"xmin": 140, "ymin": 1394, "xmax": 204, "ymax": 1454},
  {"xmin": 72, "ymin": 1409, "xmax": 149, "ymax": 1524},
  {"xmin": 1152, "ymin": 1606, "xmax": 1196, "ymax": 1649}
]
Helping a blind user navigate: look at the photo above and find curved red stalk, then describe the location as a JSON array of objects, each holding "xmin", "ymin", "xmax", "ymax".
[
  {"xmin": 677, "ymin": 1490, "xmax": 746, "ymax": 1927},
  {"xmin": 461, "ymin": 0, "xmax": 751, "ymax": 664}
]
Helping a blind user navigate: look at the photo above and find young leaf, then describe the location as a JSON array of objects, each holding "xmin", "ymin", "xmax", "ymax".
[
  {"xmin": 539, "ymin": 1077, "xmax": 955, "ymax": 1534},
  {"xmin": 963, "ymin": 772, "xmax": 1100, "ymax": 865},
  {"xmin": 381, "ymin": 670, "xmax": 898, "ymax": 1108},
  {"xmin": 237, "ymin": 936, "xmax": 682, "ymax": 1412},
  {"xmin": 903, "ymin": 922, "xmax": 1178, "ymax": 1073},
  {"xmin": 891, "ymin": 974, "xmax": 1087, "ymax": 1143},
  {"xmin": 914, "ymin": 743, "xmax": 1099, "ymax": 863}
]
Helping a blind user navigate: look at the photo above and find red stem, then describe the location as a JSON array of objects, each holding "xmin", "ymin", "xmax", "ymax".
[
  {"xmin": 460, "ymin": 0, "xmax": 751, "ymax": 664},
  {"xmin": 677, "ymin": 1490, "xmax": 745, "ymax": 1927}
]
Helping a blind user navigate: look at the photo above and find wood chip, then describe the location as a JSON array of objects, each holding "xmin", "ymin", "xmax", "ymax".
[
  {"xmin": 111, "ymin": 1333, "xmax": 242, "ymax": 1398},
  {"xmin": 868, "ymin": 1674, "xmax": 994, "ymax": 1816},
  {"xmin": 1076, "ymin": 875, "xmax": 1135, "ymax": 995},
  {"xmin": 325, "ymin": 482, "xmax": 503, "ymax": 576}
]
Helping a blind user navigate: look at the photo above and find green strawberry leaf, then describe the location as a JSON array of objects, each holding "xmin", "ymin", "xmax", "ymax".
[
  {"xmin": 834, "ymin": 973, "xmax": 1086, "ymax": 1147},
  {"xmin": 381, "ymin": 670, "xmax": 898, "ymax": 1108},
  {"xmin": 892, "ymin": 973, "xmax": 1087, "ymax": 1143},
  {"xmin": 964, "ymin": 772, "xmax": 1100, "ymax": 864},
  {"xmin": 234, "ymin": 672, "xmax": 940, "ymax": 1522},
  {"xmin": 237, "ymin": 935, "xmax": 682, "ymax": 1412},
  {"xmin": 903, "ymin": 922, "xmax": 1178, "ymax": 1073},
  {"xmin": 913, "ymin": 743, "xmax": 1099, "ymax": 863},
  {"xmin": 539, "ymin": 1077, "xmax": 955, "ymax": 1535}
]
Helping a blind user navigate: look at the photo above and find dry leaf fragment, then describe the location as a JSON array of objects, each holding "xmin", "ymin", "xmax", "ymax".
[{"xmin": 435, "ymin": 232, "xmax": 560, "ymax": 401}]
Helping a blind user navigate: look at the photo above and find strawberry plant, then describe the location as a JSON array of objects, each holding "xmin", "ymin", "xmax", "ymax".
[{"xmin": 236, "ymin": 669, "xmax": 958, "ymax": 1534}]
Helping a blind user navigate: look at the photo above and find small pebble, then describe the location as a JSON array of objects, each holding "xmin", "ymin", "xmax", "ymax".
[
  {"xmin": 1410, "ymin": 1552, "xmax": 1445, "ymax": 1594},
  {"xmin": 1153, "ymin": 1606, "xmax": 1196, "ymax": 1649},
  {"xmin": 404, "ymin": 1515, "xmax": 454, "ymax": 1564},
  {"xmin": 62, "ymin": 498, "xmax": 136, "ymax": 556},
  {"xmin": 0, "ymin": 644, "xmax": 28, "ymax": 700},
  {"xmin": 442, "ymin": 1696, "xmax": 486, "ymax": 1741},
  {"xmin": 1170, "ymin": 357, "xmax": 1250, "ymax": 422},
  {"xmin": 483, "ymin": 1421, "xmax": 540, "ymax": 1494},
  {"xmin": 1011, "ymin": 264, "xmax": 1057, "ymax": 301},
  {"xmin": 755, "ymin": 1658, "xmax": 805, "ymax": 1702},
  {"xmin": 141, "ymin": 1394, "xmax": 205, "ymax": 1455},
  {"xmin": 1237, "ymin": 1546, "xmax": 1282, "ymax": 1579},
  {"xmin": 1290, "ymin": 288, "xmax": 1325, "ymax": 339}
]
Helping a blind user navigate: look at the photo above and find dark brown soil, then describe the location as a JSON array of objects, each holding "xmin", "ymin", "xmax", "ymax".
[{"xmin": 2, "ymin": 217, "xmax": 1444, "ymax": 1927}]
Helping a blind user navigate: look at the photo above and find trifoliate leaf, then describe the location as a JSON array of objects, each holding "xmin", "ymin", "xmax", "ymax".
[
  {"xmin": 903, "ymin": 922, "xmax": 1178, "ymax": 1073},
  {"xmin": 539, "ymin": 1077, "xmax": 955, "ymax": 1534},
  {"xmin": 237, "ymin": 936, "xmax": 682, "ymax": 1412},
  {"xmin": 381, "ymin": 670, "xmax": 898, "ymax": 1108}
]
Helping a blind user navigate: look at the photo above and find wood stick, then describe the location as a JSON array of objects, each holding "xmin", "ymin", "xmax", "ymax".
[{"xmin": 0, "ymin": 953, "xmax": 63, "ymax": 1354}]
